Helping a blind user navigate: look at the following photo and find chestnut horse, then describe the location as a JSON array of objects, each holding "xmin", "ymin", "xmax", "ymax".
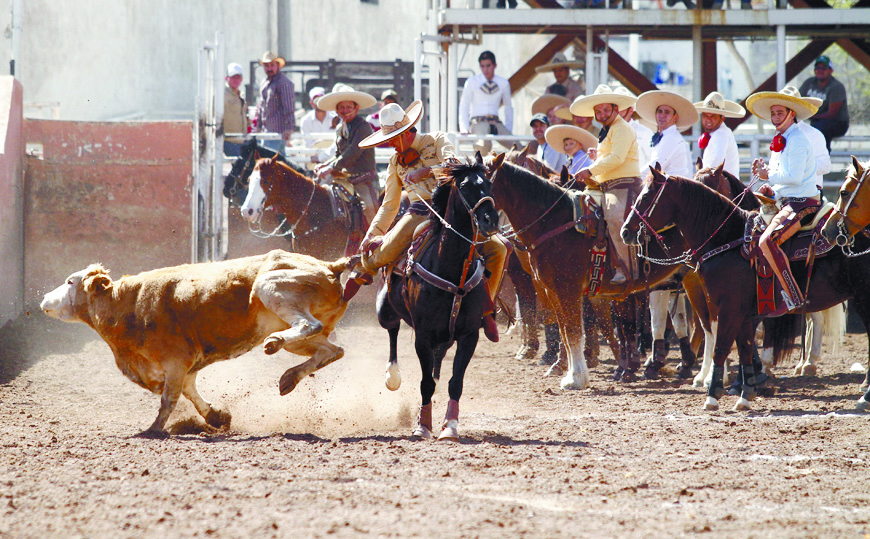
[
  {"xmin": 489, "ymin": 157, "xmax": 687, "ymax": 390},
  {"xmin": 240, "ymin": 158, "xmax": 363, "ymax": 260},
  {"xmin": 622, "ymin": 168, "xmax": 870, "ymax": 412},
  {"xmin": 377, "ymin": 160, "xmax": 500, "ymax": 441}
]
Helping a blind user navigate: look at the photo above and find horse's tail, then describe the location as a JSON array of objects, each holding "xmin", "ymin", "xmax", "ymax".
[
  {"xmin": 821, "ymin": 302, "xmax": 847, "ymax": 355},
  {"xmin": 765, "ymin": 313, "xmax": 804, "ymax": 367},
  {"xmin": 326, "ymin": 256, "xmax": 354, "ymax": 277}
]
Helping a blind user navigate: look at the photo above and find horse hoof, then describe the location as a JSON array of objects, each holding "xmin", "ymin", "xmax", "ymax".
[
  {"xmin": 704, "ymin": 396, "xmax": 719, "ymax": 411},
  {"xmin": 733, "ymin": 397, "xmax": 752, "ymax": 411},
  {"xmin": 385, "ymin": 363, "xmax": 401, "ymax": 391},
  {"xmin": 515, "ymin": 344, "xmax": 538, "ymax": 360},
  {"xmin": 676, "ymin": 366, "xmax": 693, "ymax": 380},
  {"xmin": 619, "ymin": 370, "xmax": 637, "ymax": 383},
  {"xmin": 643, "ymin": 366, "xmax": 661, "ymax": 381},
  {"xmin": 611, "ymin": 367, "xmax": 623, "ymax": 382},
  {"xmin": 411, "ymin": 424, "xmax": 433, "ymax": 440},
  {"xmin": 857, "ymin": 397, "xmax": 870, "ymax": 412},
  {"xmin": 560, "ymin": 372, "xmax": 588, "ymax": 390},
  {"xmin": 438, "ymin": 420, "xmax": 459, "ymax": 442},
  {"xmin": 801, "ymin": 364, "xmax": 817, "ymax": 377},
  {"xmin": 692, "ymin": 376, "xmax": 706, "ymax": 389},
  {"xmin": 793, "ymin": 365, "xmax": 803, "ymax": 376}
]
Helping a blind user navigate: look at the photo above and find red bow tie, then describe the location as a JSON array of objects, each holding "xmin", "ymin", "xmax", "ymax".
[
  {"xmin": 698, "ymin": 132, "xmax": 711, "ymax": 150},
  {"xmin": 770, "ymin": 133, "xmax": 786, "ymax": 152}
]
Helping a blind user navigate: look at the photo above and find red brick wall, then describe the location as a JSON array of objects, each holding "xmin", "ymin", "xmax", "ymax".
[{"xmin": 0, "ymin": 78, "xmax": 24, "ymax": 325}]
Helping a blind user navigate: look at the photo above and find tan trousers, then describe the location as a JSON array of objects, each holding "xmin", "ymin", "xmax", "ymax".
[
  {"xmin": 361, "ymin": 212, "xmax": 507, "ymax": 301},
  {"xmin": 602, "ymin": 191, "xmax": 631, "ymax": 275},
  {"xmin": 469, "ymin": 118, "xmax": 511, "ymax": 155}
]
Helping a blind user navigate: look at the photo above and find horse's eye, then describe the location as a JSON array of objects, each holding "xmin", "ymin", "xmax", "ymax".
[{"xmin": 840, "ymin": 190, "xmax": 850, "ymax": 198}]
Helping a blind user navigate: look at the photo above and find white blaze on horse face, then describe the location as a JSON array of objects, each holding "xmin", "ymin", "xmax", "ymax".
[
  {"xmin": 240, "ymin": 170, "xmax": 266, "ymax": 222},
  {"xmin": 40, "ymin": 269, "xmax": 87, "ymax": 321}
]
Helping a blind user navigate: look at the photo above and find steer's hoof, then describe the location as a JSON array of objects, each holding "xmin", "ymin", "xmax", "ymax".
[
  {"xmin": 263, "ymin": 335, "xmax": 284, "ymax": 355},
  {"xmin": 278, "ymin": 368, "xmax": 302, "ymax": 396},
  {"xmin": 704, "ymin": 396, "xmax": 719, "ymax": 411},
  {"xmin": 411, "ymin": 424, "xmax": 433, "ymax": 440},
  {"xmin": 205, "ymin": 409, "xmax": 232, "ymax": 429},
  {"xmin": 438, "ymin": 420, "xmax": 459, "ymax": 442},
  {"xmin": 857, "ymin": 397, "xmax": 870, "ymax": 412},
  {"xmin": 733, "ymin": 397, "xmax": 752, "ymax": 411},
  {"xmin": 801, "ymin": 364, "xmax": 817, "ymax": 377},
  {"xmin": 385, "ymin": 363, "xmax": 401, "ymax": 391}
]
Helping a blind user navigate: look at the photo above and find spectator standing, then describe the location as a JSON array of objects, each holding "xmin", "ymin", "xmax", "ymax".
[
  {"xmin": 299, "ymin": 86, "xmax": 337, "ymax": 164},
  {"xmin": 367, "ymin": 89, "xmax": 400, "ymax": 130},
  {"xmin": 459, "ymin": 51, "xmax": 514, "ymax": 154},
  {"xmin": 254, "ymin": 51, "xmax": 295, "ymax": 155},
  {"xmin": 535, "ymin": 53, "xmax": 585, "ymax": 102},
  {"xmin": 223, "ymin": 63, "xmax": 250, "ymax": 158},
  {"xmin": 798, "ymin": 55, "xmax": 849, "ymax": 152},
  {"xmin": 692, "ymin": 91, "xmax": 744, "ymax": 178}
]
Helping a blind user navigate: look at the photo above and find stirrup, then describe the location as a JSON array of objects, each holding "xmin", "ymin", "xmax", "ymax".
[
  {"xmin": 610, "ymin": 269, "xmax": 627, "ymax": 284},
  {"xmin": 780, "ymin": 290, "xmax": 806, "ymax": 312}
]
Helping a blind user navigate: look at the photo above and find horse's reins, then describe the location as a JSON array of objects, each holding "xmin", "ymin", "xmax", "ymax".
[{"xmin": 497, "ymin": 168, "xmax": 580, "ymax": 250}]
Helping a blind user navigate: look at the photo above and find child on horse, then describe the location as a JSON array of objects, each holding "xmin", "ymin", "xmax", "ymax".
[{"xmin": 343, "ymin": 101, "xmax": 508, "ymax": 342}]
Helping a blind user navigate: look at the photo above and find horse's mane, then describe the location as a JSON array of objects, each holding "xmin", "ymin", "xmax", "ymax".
[
  {"xmin": 650, "ymin": 174, "xmax": 751, "ymax": 244},
  {"xmin": 496, "ymin": 161, "xmax": 570, "ymax": 210},
  {"xmin": 428, "ymin": 160, "xmax": 489, "ymax": 231},
  {"xmin": 696, "ymin": 166, "xmax": 760, "ymax": 212}
]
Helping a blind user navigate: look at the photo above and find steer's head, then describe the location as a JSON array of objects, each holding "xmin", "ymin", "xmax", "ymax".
[{"xmin": 41, "ymin": 264, "xmax": 113, "ymax": 323}]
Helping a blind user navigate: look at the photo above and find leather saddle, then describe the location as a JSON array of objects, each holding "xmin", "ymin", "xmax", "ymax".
[{"xmin": 741, "ymin": 202, "xmax": 835, "ymax": 263}]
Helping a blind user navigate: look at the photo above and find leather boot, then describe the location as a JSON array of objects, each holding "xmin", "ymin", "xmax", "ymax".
[
  {"xmin": 482, "ymin": 282, "xmax": 499, "ymax": 343},
  {"xmin": 676, "ymin": 336, "xmax": 696, "ymax": 379},
  {"xmin": 765, "ymin": 242, "xmax": 807, "ymax": 315},
  {"xmin": 342, "ymin": 271, "xmax": 373, "ymax": 302},
  {"xmin": 644, "ymin": 339, "xmax": 667, "ymax": 380},
  {"xmin": 541, "ymin": 323, "xmax": 561, "ymax": 365}
]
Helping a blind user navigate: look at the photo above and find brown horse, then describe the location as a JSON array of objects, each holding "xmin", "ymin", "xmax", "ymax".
[
  {"xmin": 489, "ymin": 157, "xmax": 686, "ymax": 390},
  {"xmin": 239, "ymin": 158, "xmax": 365, "ymax": 260},
  {"xmin": 622, "ymin": 168, "xmax": 870, "ymax": 412}
]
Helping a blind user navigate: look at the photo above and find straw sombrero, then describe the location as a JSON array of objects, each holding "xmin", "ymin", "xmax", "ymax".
[
  {"xmin": 554, "ymin": 104, "xmax": 576, "ymax": 122},
  {"xmin": 746, "ymin": 86, "xmax": 819, "ymax": 121},
  {"xmin": 532, "ymin": 94, "xmax": 571, "ymax": 116},
  {"xmin": 635, "ymin": 90, "xmax": 699, "ymax": 131},
  {"xmin": 570, "ymin": 84, "xmax": 638, "ymax": 117},
  {"xmin": 316, "ymin": 84, "xmax": 378, "ymax": 113},
  {"xmin": 535, "ymin": 52, "xmax": 583, "ymax": 73},
  {"xmin": 358, "ymin": 100, "xmax": 423, "ymax": 149},
  {"xmin": 544, "ymin": 124, "xmax": 598, "ymax": 155},
  {"xmin": 693, "ymin": 91, "xmax": 746, "ymax": 119},
  {"xmin": 258, "ymin": 51, "xmax": 285, "ymax": 68}
]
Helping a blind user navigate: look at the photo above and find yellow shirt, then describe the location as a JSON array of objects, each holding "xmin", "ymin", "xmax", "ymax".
[
  {"xmin": 587, "ymin": 115, "xmax": 640, "ymax": 183},
  {"xmin": 368, "ymin": 132, "xmax": 456, "ymax": 237}
]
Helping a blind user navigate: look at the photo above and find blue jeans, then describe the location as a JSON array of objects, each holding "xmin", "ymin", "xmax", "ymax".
[{"xmin": 809, "ymin": 119, "xmax": 849, "ymax": 152}]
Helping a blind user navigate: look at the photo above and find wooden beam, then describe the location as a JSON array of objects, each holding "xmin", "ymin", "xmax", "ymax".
[
  {"xmin": 702, "ymin": 41, "xmax": 718, "ymax": 99},
  {"xmin": 507, "ymin": 34, "xmax": 576, "ymax": 94},
  {"xmin": 837, "ymin": 38, "xmax": 870, "ymax": 73},
  {"xmin": 589, "ymin": 36, "xmax": 657, "ymax": 95},
  {"xmin": 725, "ymin": 39, "xmax": 834, "ymax": 129}
]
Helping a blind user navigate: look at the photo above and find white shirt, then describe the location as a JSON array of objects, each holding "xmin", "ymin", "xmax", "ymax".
[
  {"xmin": 648, "ymin": 125, "xmax": 693, "ymax": 179},
  {"xmin": 300, "ymin": 109, "xmax": 337, "ymax": 162},
  {"xmin": 630, "ymin": 119, "xmax": 653, "ymax": 171},
  {"xmin": 797, "ymin": 121, "xmax": 831, "ymax": 187},
  {"xmin": 459, "ymin": 73, "xmax": 514, "ymax": 133},
  {"xmin": 768, "ymin": 123, "xmax": 817, "ymax": 199},
  {"xmin": 536, "ymin": 141, "xmax": 569, "ymax": 173},
  {"xmin": 702, "ymin": 124, "xmax": 740, "ymax": 178}
]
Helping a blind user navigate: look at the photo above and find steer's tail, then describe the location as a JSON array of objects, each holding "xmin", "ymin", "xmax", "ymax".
[{"xmin": 326, "ymin": 256, "xmax": 355, "ymax": 277}]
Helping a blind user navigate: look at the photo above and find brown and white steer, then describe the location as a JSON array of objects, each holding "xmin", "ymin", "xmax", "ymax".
[{"xmin": 40, "ymin": 250, "xmax": 352, "ymax": 436}]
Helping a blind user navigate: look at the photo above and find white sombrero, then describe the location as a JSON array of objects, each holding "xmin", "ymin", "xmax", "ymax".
[
  {"xmin": 746, "ymin": 86, "xmax": 820, "ymax": 122},
  {"xmin": 535, "ymin": 52, "xmax": 583, "ymax": 73},
  {"xmin": 316, "ymin": 84, "xmax": 378, "ymax": 113},
  {"xmin": 635, "ymin": 90, "xmax": 699, "ymax": 131},
  {"xmin": 544, "ymin": 124, "xmax": 598, "ymax": 155},
  {"xmin": 570, "ymin": 84, "xmax": 638, "ymax": 117},
  {"xmin": 532, "ymin": 94, "xmax": 571, "ymax": 116},
  {"xmin": 693, "ymin": 91, "xmax": 746, "ymax": 119},
  {"xmin": 358, "ymin": 100, "xmax": 423, "ymax": 149}
]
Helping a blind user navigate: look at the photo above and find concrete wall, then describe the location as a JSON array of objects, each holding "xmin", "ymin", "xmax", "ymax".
[
  {"xmin": 23, "ymin": 120, "xmax": 193, "ymax": 307},
  {"xmin": 0, "ymin": 77, "xmax": 24, "ymax": 327}
]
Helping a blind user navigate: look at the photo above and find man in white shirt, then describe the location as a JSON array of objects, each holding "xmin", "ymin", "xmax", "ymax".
[
  {"xmin": 634, "ymin": 90, "xmax": 699, "ymax": 380},
  {"xmin": 793, "ymin": 90, "xmax": 831, "ymax": 189},
  {"xmin": 299, "ymin": 86, "xmax": 338, "ymax": 164},
  {"xmin": 459, "ymin": 50, "xmax": 514, "ymax": 154},
  {"xmin": 693, "ymin": 91, "xmax": 744, "ymax": 178}
]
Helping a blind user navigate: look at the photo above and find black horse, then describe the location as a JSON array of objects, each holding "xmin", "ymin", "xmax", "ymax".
[
  {"xmin": 377, "ymin": 157, "xmax": 500, "ymax": 441},
  {"xmin": 223, "ymin": 138, "xmax": 306, "ymax": 206}
]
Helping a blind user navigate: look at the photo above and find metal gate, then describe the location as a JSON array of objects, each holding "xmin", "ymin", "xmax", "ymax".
[{"xmin": 192, "ymin": 32, "xmax": 227, "ymax": 263}]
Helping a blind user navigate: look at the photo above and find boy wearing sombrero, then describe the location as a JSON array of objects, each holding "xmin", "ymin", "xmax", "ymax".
[
  {"xmin": 748, "ymin": 87, "xmax": 820, "ymax": 314},
  {"xmin": 571, "ymin": 84, "xmax": 641, "ymax": 286},
  {"xmin": 544, "ymin": 124, "xmax": 597, "ymax": 176},
  {"xmin": 535, "ymin": 52, "xmax": 584, "ymax": 102},
  {"xmin": 693, "ymin": 91, "xmax": 745, "ymax": 178},
  {"xmin": 253, "ymin": 51, "xmax": 295, "ymax": 155},
  {"xmin": 344, "ymin": 101, "xmax": 507, "ymax": 342},
  {"xmin": 315, "ymin": 84, "xmax": 380, "ymax": 224}
]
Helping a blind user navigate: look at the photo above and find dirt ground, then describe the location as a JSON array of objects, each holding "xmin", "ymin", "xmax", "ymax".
[{"xmin": 2, "ymin": 302, "xmax": 870, "ymax": 539}]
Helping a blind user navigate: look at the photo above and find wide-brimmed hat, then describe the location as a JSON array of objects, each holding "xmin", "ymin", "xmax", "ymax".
[
  {"xmin": 746, "ymin": 86, "xmax": 819, "ymax": 122},
  {"xmin": 554, "ymin": 104, "xmax": 577, "ymax": 122},
  {"xmin": 635, "ymin": 90, "xmax": 699, "ymax": 130},
  {"xmin": 532, "ymin": 94, "xmax": 571, "ymax": 116},
  {"xmin": 358, "ymin": 100, "xmax": 423, "ymax": 149},
  {"xmin": 693, "ymin": 91, "xmax": 745, "ymax": 118},
  {"xmin": 316, "ymin": 84, "xmax": 378, "ymax": 112},
  {"xmin": 535, "ymin": 52, "xmax": 583, "ymax": 73},
  {"xmin": 258, "ymin": 51, "xmax": 285, "ymax": 68},
  {"xmin": 570, "ymin": 84, "xmax": 638, "ymax": 117},
  {"xmin": 544, "ymin": 124, "xmax": 598, "ymax": 155}
]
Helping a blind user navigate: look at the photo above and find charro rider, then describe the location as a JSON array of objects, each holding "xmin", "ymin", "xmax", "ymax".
[
  {"xmin": 571, "ymin": 84, "xmax": 641, "ymax": 285},
  {"xmin": 693, "ymin": 91, "xmax": 745, "ymax": 177},
  {"xmin": 747, "ymin": 86, "xmax": 820, "ymax": 314},
  {"xmin": 315, "ymin": 84, "xmax": 380, "ymax": 225},
  {"xmin": 342, "ymin": 100, "xmax": 508, "ymax": 342}
]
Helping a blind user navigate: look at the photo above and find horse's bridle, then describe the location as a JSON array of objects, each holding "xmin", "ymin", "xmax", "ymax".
[
  {"xmin": 226, "ymin": 149, "xmax": 259, "ymax": 196},
  {"xmin": 833, "ymin": 166, "xmax": 870, "ymax": 247},
  {"xmin": 247, "ymin": 163, "xmax": 317, "ymax": 243}
]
